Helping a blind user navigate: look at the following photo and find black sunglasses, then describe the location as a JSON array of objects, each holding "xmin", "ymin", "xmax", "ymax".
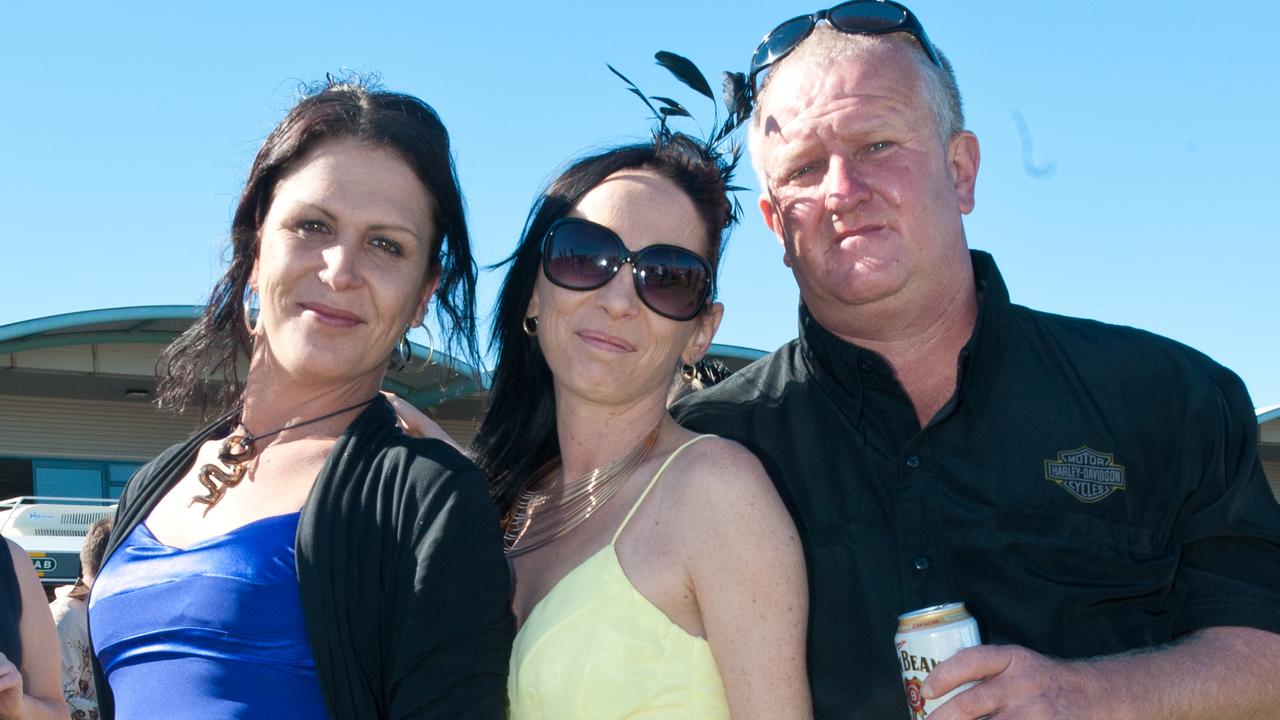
[
  {"xmin": 541, "ymin": 217, "xmax": 713, "ymax": 322},
  {"xmin": 748, "ymin": 0, "xmax": 941, "ymax": 97}
]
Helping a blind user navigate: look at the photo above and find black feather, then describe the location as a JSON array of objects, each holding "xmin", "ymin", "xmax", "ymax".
[
  {"xmin": 650, "ymin": 96, "xmax": 692, "ymax": 118},
  {"xmin": 721, "ymin": 71, "xmax": 750, "ymax": 125},
  {"xmin": 654, "ymin": 51, "xmax": 714, "ymax": 100},
  {"xmin": 608, "ymin": 64, "xmax": 660, "ymax": 120},
  {"xmin": 607, "ymin": 51, "xmax": 753, "ymax": 228}
]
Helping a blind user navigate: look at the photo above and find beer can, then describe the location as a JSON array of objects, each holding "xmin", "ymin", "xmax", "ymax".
[{"xmin": 895, "ymin": 602, "xmax": 982, "ymax": 718}]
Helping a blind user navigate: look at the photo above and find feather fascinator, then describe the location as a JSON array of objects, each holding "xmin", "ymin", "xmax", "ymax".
[{"xmin": 608, "ymin": 52, "xmax": 751, "ymax": 227}]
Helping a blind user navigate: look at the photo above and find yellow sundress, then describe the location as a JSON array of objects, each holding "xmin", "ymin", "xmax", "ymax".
[{"xmin": 508, "ymin": 435, "xmax": 731, "ymax": 719}]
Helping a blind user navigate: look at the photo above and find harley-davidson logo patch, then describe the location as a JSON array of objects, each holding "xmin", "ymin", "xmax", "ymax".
[{"xmin": 1044, "ymin": 446, "xmax": 1126, "ymax": 503}]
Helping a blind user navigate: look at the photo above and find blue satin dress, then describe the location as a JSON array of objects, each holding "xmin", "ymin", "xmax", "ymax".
[{"xmin": 89, "ymin": 512, "xmax": 327, "ymax": 719}]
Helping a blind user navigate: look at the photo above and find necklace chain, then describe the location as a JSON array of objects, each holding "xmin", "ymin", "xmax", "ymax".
[
  {"xmin": 190, "ymin": 397, "xmax": 377, "ymax": 513},
  {"xmin": 503, "ymin": 420, "xmax": 662, "ymax": 557}
]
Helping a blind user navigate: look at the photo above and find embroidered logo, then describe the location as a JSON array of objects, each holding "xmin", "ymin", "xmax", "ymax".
[{"xmin": 1044, "ymin": 446, "xmax": 1126, "ymax": 503}]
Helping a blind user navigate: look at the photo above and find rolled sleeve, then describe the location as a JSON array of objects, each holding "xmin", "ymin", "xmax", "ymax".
[{"xmin": 1171, "ymin": 371, "xmax": 1280, "ymax": 637}]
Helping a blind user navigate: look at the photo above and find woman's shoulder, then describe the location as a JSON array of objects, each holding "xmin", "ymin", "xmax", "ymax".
[
  {"xmin": 369, "ymin": 433, "xmax": 487, "ymax": 490},
  {"xmin": 348, "ymin": 432, "xmax": 496, "ymax": 525},
  {"xmin": 646, "ymin": 432, "xmax": 801, "ymax": 580},
  {"xmin": 660, "ymin": 432, "xmax": 774, "ymax": 498},
  {"xmin": 649, "ymin": 432, "xmax": 789, "ymax": 539},
  {"xmin": 355, "ymin": 397, "xmax": 485, "ymax": 485}
]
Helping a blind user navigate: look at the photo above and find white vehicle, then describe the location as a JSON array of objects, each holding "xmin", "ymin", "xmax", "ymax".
[{"xmin": 0, "ymin": 496, "xmax": 117, "ymax": 584}]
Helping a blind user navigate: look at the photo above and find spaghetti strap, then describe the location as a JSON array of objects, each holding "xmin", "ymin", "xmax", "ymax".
[{"xmin": 611, "ymin": 434, "xmax": 715, "ymax": 544}]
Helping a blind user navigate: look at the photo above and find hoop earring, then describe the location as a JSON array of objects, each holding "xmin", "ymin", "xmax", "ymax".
[
  {"xmin": 522, "ymin": 316, "xmax": 538, "ymax": 337},
  {"xmin": 679, "ymin": 361, "xmax": 697, "ymax": 384},
  {"xmin": 243, "ymin": 288, "xmax": 260, "ymax": 337},
  {"xmin": 392, "ymin": 329, "xmax": 412, "ymax": 371},
  {"xmin": 406, "ymin": 326, "xmax": 434, "ymax": 372},
  {"xmin": 393, "ymin": 327, "xmax": 435, "ymax": 373}
]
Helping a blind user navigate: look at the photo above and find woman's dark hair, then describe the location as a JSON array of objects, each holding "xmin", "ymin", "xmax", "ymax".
[
  {"xmin": 157, "ymin": 76, "xmax": 479, "ymax": 415},
  {"xmin": 472, "ymin": 133, "xmax": 736, "ymax": 517}
]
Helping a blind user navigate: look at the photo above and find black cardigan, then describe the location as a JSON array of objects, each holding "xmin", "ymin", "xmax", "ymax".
[{"xmin": 91, "ymin": 398, "xmax": 515, "ymax": 719}]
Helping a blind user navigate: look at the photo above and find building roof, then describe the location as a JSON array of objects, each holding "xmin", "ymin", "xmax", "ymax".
[
  {"xmin": 0, "ymin": 306, "xmax": 768, "ymax": 411},
  {"xmin": 0, "ymin": 306, "xmax": 477, "ymax": 409}
]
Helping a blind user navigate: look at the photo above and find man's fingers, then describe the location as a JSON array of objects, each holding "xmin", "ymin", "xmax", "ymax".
[
  {"xmin": 0, "ymin": 665, "xmax": 20, "ymax": 690},
  {"xmin": 923, "ymin": 645, "xmax": 1013, "ymax": 698},
  {"xmin": 923, "ymin": 678, "xmax": 1007, "ymax": 720}
]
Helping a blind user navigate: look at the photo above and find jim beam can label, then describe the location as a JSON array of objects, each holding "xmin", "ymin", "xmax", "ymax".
[{"xmin": 895, "ymin": 602, "xmax": 982, "ymax": 718}]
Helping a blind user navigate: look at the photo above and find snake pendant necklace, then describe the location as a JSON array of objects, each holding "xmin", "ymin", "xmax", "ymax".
[{"xmin": 191, "ymin": 397, "xmax": 376, "ymax": 513}]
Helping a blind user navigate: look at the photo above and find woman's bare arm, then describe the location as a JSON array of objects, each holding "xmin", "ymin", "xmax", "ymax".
[
  {"xmin": 1, "ymin": 539, "xmax": 66, "ymax": 720},
  {"xmin": 680, "ymin": 439, "xmax": 812, "ymax": 719}
]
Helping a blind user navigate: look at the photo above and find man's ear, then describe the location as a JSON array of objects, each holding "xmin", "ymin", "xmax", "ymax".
[
  {"xmin": 949, "ymin": 131, "xmax": 981, "ymax": 215},
  {"xmin": 758, "ymin": 193, "xmax": 793, "ymax": 268}
]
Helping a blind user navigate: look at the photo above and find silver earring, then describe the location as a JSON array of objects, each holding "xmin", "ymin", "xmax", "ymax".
[
  {"xmin": 243, "ymin": 288, "xmax": 260, "ymax": 337},
  {"xmin": 408, "ymin": 326, "xmax": 435, "ymax": 372},
  {"xmin": 392, "ymin": 327, "xmax": 435, "ymax": 373},
  {"xmin": 393, "ymin": 328, "xmax": 412, "ymax": 371},
  {"xmin": 679, "ymin": 361, "xmax": 697, "ymax": 384}
]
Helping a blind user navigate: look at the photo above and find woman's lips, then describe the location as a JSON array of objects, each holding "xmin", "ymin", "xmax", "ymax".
[
  {"xmin": 576, "ymin": 330, "xmax": 635, "ymax": 353},
  {"xmin": 300, "ymin": 302, "xmax": 362, "ymax": 326}
]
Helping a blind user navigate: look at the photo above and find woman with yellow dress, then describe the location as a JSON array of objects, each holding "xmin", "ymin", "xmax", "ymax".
[{"xmin": 473, "ymin": 74, "xmax": 812, "ymax": 715}]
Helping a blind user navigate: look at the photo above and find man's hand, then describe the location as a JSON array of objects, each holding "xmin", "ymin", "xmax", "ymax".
[
  {"xmin": 920, "ymin": 628, "xmax": 1280, "ymax": 720},
  {"xmin": 922, "ymin": 644, "xmax": 1105, "ymax": 720},
  {"xmin": 0, "ymin": 652, "xmax": 25, "ymax": 720}
]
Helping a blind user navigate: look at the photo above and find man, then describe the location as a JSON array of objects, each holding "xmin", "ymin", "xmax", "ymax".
[
  {"xmin": 49, "ymin": 517, "xmax": 111, "ymax": 719},
  {"xmin": 672, "ymin": 2, "xmax": 1280, "ymax": 718}
]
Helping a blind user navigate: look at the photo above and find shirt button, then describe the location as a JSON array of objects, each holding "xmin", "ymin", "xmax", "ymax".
[
  {"xmin": 913, "ymin": 556, "xmax": 930, "ymax": 571},
  {"xmin": 859, "ymin": 359, "xmax": 873, "ymax": 371},
  {"xmin": 905, "ymin": 454, "xmax": 921, "ymax": 468}
]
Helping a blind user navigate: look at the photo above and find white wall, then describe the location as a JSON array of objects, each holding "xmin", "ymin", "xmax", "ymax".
[{"xmin": 0, "ymin": 394, "xmax": 196, "ymax": 461}]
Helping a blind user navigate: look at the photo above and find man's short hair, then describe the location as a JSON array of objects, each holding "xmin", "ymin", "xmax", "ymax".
[
  {"xmin": 747, "ymin": 25, "xmax": 965, "ymax": 187},
  {"xmin": 80, "ymin": 516, "xmax": 113, "ymax": 581}
]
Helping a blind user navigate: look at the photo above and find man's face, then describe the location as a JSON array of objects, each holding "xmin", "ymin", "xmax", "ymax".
[{"xmin": 753, "ymin": 40, "xmax": 979, "ymax": 323}]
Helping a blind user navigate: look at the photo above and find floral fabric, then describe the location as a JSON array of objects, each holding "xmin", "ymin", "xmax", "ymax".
[{"xmin": 50, "ymin": 588, "xmax": 98, "ymax": 720}]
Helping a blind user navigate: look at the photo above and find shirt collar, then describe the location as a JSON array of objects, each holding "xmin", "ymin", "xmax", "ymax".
[
  {"xmin": 797, "ymin": 249, "xmax": 1011, "ymax": 420},
  {"xmin": 957, "ymin": 250, "xmax": 1009, "ymax": 410}
]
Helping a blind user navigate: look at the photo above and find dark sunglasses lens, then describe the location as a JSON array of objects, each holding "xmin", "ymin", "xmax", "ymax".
[
  {"xmin": 828, "ymin": 2, "xmax": 907, "ymax": 31},
  {"xmin": 635, "ymin": 247, "xmax": 709, "ymax": 320},
  {"xmin": 545, "ymin": 223, "xmax": 621, "ymax": 290},
  {"xmin": 753, "ymin": 16, "xmax": 814, "ymax": 71}
]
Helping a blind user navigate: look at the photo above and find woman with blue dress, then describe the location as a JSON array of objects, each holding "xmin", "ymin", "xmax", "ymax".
[{"xmin": 88, "ymin": 78, "xmax": 514, "ymax": 719}]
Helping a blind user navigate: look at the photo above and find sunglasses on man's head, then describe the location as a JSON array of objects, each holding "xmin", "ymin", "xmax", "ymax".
[
  {"xmin": 748, "ymin": 0, "xmax": 941, "ymax": 98},
  {"xmin": 541, "ymin": 217, "xmax": 713, "ymax": 322}
]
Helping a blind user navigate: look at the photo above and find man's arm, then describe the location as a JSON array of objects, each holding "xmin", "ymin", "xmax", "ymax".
[{"xmin": 923, "ymin": 626, "xmax": 1280, "ymax": 720}]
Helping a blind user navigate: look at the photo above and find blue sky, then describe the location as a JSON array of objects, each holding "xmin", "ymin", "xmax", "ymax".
[{"xmin": 3, "ymin": 2, "xmax": 1277, "ymax": 406}]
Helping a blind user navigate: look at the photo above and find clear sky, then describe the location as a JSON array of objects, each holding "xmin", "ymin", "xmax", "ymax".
[{"xmin": 3, "ymin": 2, "xmax": 1277, "ymax": 407}]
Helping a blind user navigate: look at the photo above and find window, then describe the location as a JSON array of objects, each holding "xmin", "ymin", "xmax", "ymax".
[
  {"xmin": 0, "ymin": 458, "xmax": 145, "ymax": 500},
  {"xmin": 107, "ymin": 463, "xmax": 141, "ymax": 499},
  {"xmin": 34, "ymin": 461, "xmax": 105, "ymax": 499},
  {"xmin": 0, "ymin": 459, "xmax": 34, "ymax": 498}
]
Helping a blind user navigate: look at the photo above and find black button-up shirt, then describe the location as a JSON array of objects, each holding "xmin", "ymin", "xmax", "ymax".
[{"xmin": 674, "ymin": 251, "xmax": 1280, "ymax": 719}]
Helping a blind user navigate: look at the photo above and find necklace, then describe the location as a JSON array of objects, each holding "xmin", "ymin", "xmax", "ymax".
[
  {"xmin": 504, "ymin": 420, "xmax": 662, "ymax": 557},
  {"xmin": 190, "ymin": 397, "xmax": 377, "ymax": 513}
]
